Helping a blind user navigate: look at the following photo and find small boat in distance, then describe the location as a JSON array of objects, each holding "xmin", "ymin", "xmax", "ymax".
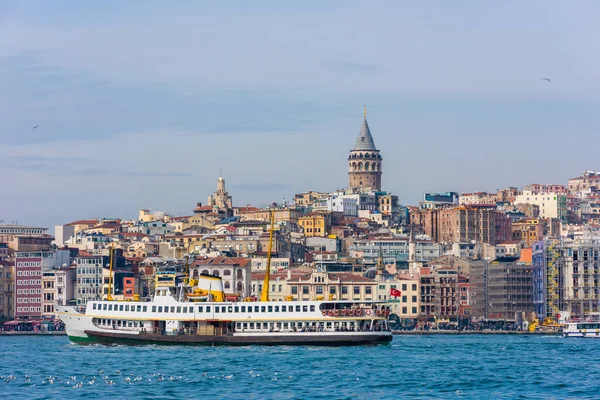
[
  {"xmin": 57, "ymin": 210, "xmax": 392, "ymax": 346},
  {"xmin": 562, "ymin": 313, "xmax": 600, "ymax": 338}
]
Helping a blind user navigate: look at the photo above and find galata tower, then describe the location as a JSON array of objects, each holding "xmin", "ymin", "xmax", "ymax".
[{"xmin": 348, "ymin": 107, "xmax": 382, "ymax": 191}]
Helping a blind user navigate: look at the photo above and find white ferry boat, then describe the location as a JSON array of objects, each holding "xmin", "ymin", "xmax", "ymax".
[
  {"xmin": 562, "ymin": 313, "xmax": 600, "ymax": 338},
  {"xmin": 57, "ymin": 211, "xmax": 392, "ymax": 346},
  {"xmin": 56, "ymin": 274, "xmax": 392, "ymax": 345}
]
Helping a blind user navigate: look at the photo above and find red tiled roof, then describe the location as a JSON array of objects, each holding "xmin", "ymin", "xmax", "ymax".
[
  {"xmin": 236, "ymin": 207, "xmax": 261, "ymax": 213},
  {"xmin": 67, "ymin": 219, "xmax": 99, "ymax": 226},
  {"xmin": 121, "ymin": 232, "xmax": 148, "ymax": 238},
  {"xmin": 194, "ymin": 206, "xmax": 213, "ymax": 212}
]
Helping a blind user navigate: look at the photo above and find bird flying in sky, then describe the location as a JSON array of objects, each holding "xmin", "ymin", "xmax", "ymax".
[
  {"xmin": 541, "ymin": 78, "xmax": 551, "ymax": 82},
  {"xmin": 32, "ymin": 125, "xmax": 38, "ymax": 130}
]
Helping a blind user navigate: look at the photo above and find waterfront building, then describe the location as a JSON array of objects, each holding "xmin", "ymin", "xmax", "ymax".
[
  {"xmin": 42, "ymin": 270, "xmax": 56, "ymax": 318},
  {"xmin": 524, "ymin": 183, "xmax": 568, "ymax": 195},
  {"xmin": 75, "ymin": 255, "xmax": 109, "ymax": 305},
  {"xmin": 470, "ymin": 260, "xmax": 534, "ymax": 322},
  {"xmin": 0, "ymin": 260, "xmax": 14, "ymax": 319},
  {"xmin": 533, "ymin": 238, "xmax": 600, "ymax": 319},
  {"xmin": 514, "ymin": 190, "xmax": 568, "ymax": 221},
  {"xmin": 54, "ymin": 266, "xmax": 76, "ymax": 306},
  {"xmin": 348, "ymin": 109, "xmax": 383, "ymax": 191},
  {"xmin": 238, "ymin": 207, "xmax": 301, "ymax": 223},
  {"xmin": 375, "ymin": 273, "xmax": 420, "ymax": 323},
  {"xmin": 15, "ymin": 249, "xmax": 71, "ymax": 319},
  {"xmin": 286, "ymin": 271, "xmax": 376, "ymax": 302}
]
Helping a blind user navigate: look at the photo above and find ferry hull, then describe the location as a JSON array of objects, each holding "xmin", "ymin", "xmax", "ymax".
[{"xmin": 80, "ymin": 330, "xmax": 392, "ymax": 346}]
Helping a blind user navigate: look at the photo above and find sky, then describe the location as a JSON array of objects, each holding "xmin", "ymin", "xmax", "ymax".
[{"xmin": 1, "ymin": 0, "xmax": 600, "ymax": 228}]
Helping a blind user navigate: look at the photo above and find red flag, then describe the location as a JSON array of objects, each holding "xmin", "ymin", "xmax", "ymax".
[{"xmin": 390, "ymin": 288, "xmax": 401, "ymax": 297}]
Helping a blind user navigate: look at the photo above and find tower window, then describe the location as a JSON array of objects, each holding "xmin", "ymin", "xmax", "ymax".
[{"xmin": 361, "ymin": 137, "xmax": 365, "ymax": 142}]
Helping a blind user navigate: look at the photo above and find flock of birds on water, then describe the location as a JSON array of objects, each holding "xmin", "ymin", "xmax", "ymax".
[{"xmin": 0, "ymin": 368, "xmax": 298, "ymax": 389}]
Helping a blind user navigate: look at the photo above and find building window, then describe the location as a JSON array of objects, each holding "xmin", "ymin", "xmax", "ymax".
[
  {"xmin": 291, "ymin": 286, "xmax": 298, "ymax": 295},
  {"xmin": 302, "ymin": 286, "xmax": 309, "ymax": 295},
  {"xmin": 353, "ymin": 286, "xmax": 360, "ymax": 295},
  {"xmin": 316, "ymin": 286, "xmax": 323, "ymax": 295},
  {"xmin": 341, "ymin": 286, "xmax": 348, "ymax": 295},
  {"xmin": 365, "ymin": 286, "xmax": 372, "ymax": 295}
]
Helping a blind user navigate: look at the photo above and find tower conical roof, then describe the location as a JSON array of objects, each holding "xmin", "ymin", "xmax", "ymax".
[{"xmin": 353, "ymin": 117, "xmax": 377, "ymax": 151}]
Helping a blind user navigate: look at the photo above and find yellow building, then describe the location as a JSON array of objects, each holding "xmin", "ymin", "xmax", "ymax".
[
  {"xmin": 238, "ymin": 208, "xmax": 301, "ymax": 223},
  {"xmin": 376, "ymin": 276, "xmax": 420, "ymax": 320},
  {"xmin": 0, "ymin": 261, "xmax": 14, "ymax": 319},
  {"xmin": 298, "ymin": 213, "xmax": 330, "ymax": 238}
]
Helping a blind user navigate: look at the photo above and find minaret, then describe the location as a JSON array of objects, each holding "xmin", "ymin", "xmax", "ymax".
[
  {"xmin": 348, "ymin": 107, "xmax": 383, "ymax": 191},
  {"xmin": 408, "ymin": 225, "xmax": 421, "ymax": 274}
]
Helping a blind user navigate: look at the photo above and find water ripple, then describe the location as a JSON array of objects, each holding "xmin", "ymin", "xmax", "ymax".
[{"xmin": 0, "ymin": 335, "xmax": 599, "ymax": 399}]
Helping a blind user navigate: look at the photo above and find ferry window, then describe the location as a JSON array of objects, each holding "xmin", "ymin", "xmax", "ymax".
[
  {"xmin": 237, "ymin": 323, "xmax": 241, "ymax": 329},
  {"xmin": 250, "ymin": 323, "xmax": 255, "ymax": 329},
  {"xmin": 326, "ymin": 322, "xmax": 332, "ymax": 328},
  {"xmin": 92, "ymin": 303, "xmax": 97, "ymax": 310},
  {"xmin": 296, "ymin": 306, "xmax": 300, "ymax": 312},
  {"xmin": 277, "ymin": 322, "xmax": 282, "ymax": 328},
  {"xmin": 183, "ymin": 307, "xmax": 188, "ymax": 313},
  {"xmin": 234, "ymin": 306, "xmax": 239, "ymax": 313},
  {"xmin": 152, "ymin": 306, "xmax": 156, "ymax": 312},
  {"xmin": 103, "ymin": 304, "xmax": 107, "ymax": 310},
  {"xmin": 198, "ymin": 306, "xmax": 203, "ymax": 313},
  {"xmin": 177, "ymin": 306, "xmax": 181, "ymax": 313},
  {"xmin": 128, "ymin": 321, "xmax": 133, "ymax": 327},
  {"xmin": 134, "ymin": 321, "xmax": 138, "ymax": 327},
  {"xmin": 263, "ymin": 323, "xmax": 268, "ymax": 329},
  {"xmin": 120, "ymin": 305, "xmax": 124, "ymax": 311},
  {"xmin": 221, "ymin": 307, "xmax": 226, "ymax": 313},
  {"xmin": 241, "ymin": 306, "xmax": 246, "ymax": 312},
  {"xmin": 275, "ymin": 306, "xmax": 279, "ymax": 312},
  {"xmin": 261, "ymin": 306, "xmax": 266, "ymax": 312},
  {"xmin": 215, "ymin": 307, "xmax": 219, "ymax": 313},
  {"xmin": 310, "ymin": 305, "xmax": 315, "ymax": 312},
  {"xmin": 125, "ymin": 305, "xmax": 129, "ymax": 311},
  {"xmin": 137, "ymin": 306, "xmax": 142, "ymax": 312},
  {"xmin": 158, "ymin": 306, "xmax": 163, "ymax": 312},
  {"xmin": 282, "ymin": 305, "xmax": 287, "ymax": 312},
  {"xmin": 143, "ymin": 306, "xmax": 147, "ymax": 312},
  {"xmin": 268, "ymin": 306, "xmax": 273, "ymax": 312},
  {"xmin": 254, "ymin": 306, "xmax": 259, "ymax": 312},
  {"xmin": 283, "ymin": 322, "xmax": 289, "ymax": 329},
  {"xmin": 109, "ymin": 305, "xmax": 113, "ymax": 311},
  {"xmin": 118, "ymin": 320, "xmax": 122, "ymax": 327},
  {"xmin": 243, "ymin": 322, "xmax": 248, "ymax": 329},
  {"xmin": 171, "ymin": 306, "xmax": 175, "ymax": 313},
  {"xmin": 303, "ymin": 305, "xmax": 308, "ymax": 312},
  {"xmin": 228, "ymin": 306, "xmax": 233, "ymax": 313},
  {"xmin": 298, "ymin": 322, "xmax": 303, "ymax": 328},
  {"xmin": 206, "ymin": 306, "xmax": 211, "ymax": 313}
]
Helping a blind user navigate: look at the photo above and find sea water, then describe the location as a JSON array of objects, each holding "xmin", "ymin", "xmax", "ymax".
[{"xmin": 0, "ymin": 335, "xmax": 597, "ymax": 399}]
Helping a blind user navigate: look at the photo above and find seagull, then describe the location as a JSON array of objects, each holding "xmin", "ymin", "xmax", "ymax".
[
  {"xmin": 541, "ymin": 78, "xmax": 551, "ymax": 82},
  {"xmin": 32, "ymin": 125, "xmax": 38, "ymax": 130}
]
